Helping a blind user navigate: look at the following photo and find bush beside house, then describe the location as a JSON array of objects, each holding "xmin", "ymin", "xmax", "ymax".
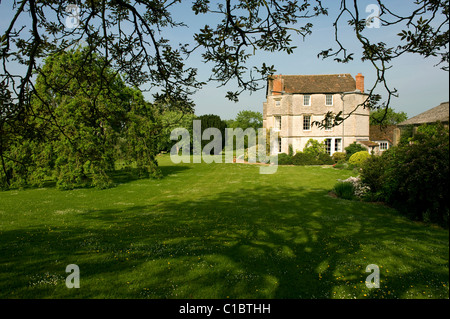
[
  {"xmin": 360, "ymin": 123, "xmax": 449, "ymax": 227},
  {"xmin": 348, "ymin": 151, "xmax": 370, "ymax": 166}
]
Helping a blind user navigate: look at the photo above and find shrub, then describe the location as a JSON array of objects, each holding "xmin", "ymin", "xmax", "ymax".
[
  {"xmin": 333, "ymin": 181, "xmax": 355, "ymax": 200},
  {"xmin": 291, "ymin": 152, "xmax": 318, "ymax": 165},
  {"xmin": 339, "ymin": 176, "xmax": 371, "ymax": 199},
  {"xmin": 288, "ymin": 144, "xmax": 294, "ymax": 156},
  {"xmin": 345, "ymin": 142, "xmax": 367, "ymax": 160},
  {"xmin": 385, "ymin": 125, "xmax": 449, "ymax": 226},
  {"xmin": 332, "ymin": 152, "xmax": 346, "ymax": 163},
  {"xmin": 317, "ymin": 152, "xmax": 334, "ymax": 165},
  {"xmin": 303, "ymin": 139, "xmax": 326, "ymax": 157},
  {"xmin": 360, "ymin": 153, "xmax": 388, "ymax": 197},
  {"xmin": 360, "ymin": 123, "xmax": 449, "ymax": 227},
  {"xmin": 278, "ymin": 153, "xmax": 293, "ymax": 165},
  {"xmin": 348, "ymin": 151, "xmax": 370, "ymax": 166},
  {"xmin": 292, "ymin": 139, "xmax": 333, "ymax": 165}
]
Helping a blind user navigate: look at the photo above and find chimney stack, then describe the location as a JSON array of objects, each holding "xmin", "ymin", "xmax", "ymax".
[
  {"xmin": 356, "ymin": 73, "xmax": 364, "ymax": 92},
  {"xmin": 272, "ymin": 75, "xmax": 283, "ymax": 95}
]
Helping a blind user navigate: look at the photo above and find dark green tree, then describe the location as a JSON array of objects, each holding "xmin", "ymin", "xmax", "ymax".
[
  {"xmin": 157, "ymin": 109, "xmax": 197, "ymax": 153},
  {"xmin": 198, "ymin": 114, "xmax": 227, "ymax": 154},
  {"xmin": 370, "ymin": 107, "xmax": 408, "ymax": 125},
  {"xmin": 1, "ymin": 48, "xmax": 160, "ymax": 189}
]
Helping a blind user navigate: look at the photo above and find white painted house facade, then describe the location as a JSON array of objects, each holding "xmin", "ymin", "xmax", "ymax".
[{"xmin": 262, "ymin": 73, "xmax": 370, "ymax": 155}]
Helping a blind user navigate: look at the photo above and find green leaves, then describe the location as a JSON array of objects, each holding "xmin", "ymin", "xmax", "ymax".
[{"xmin": 0, "ymin": 48, "xmax": 163, "ymax": 190}]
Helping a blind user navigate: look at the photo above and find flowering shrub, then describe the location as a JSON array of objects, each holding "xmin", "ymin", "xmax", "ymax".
[{"xmin": 336, "ymin": 176, "xmax": 371, "ymax": 199}]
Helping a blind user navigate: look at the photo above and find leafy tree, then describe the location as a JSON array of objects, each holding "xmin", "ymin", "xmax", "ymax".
[
  {"xmin": 303, "ymin": 139, "xmax": 326, "ymax": 157},
  {"xmin": 157, "ymin": 110, "xmax": 197, "ymax": 153},
  {"xmin": 224, "ymin": 119, "xmax": 236, "ymax": 128},
  {"xmin": 230, "ymin": 110, "xmax": 263, "ymax": 131},
  {"xmin": 302, "ymin": 139, "xmax": 334, "ymax": 164},
  {"xmin": 198, "ymin": 114, "xmax": 227, "ymax": 154},
  {"xmin": 370, "ymin": 107, "xmax": 408, "ymax": 125},
  {"xmin": 227, "ymin": 110, "xmax": 263, "ymax": 149},
  {"xmin": 1, "ymin": 48, "xmax": 161, "ymax": 189}
]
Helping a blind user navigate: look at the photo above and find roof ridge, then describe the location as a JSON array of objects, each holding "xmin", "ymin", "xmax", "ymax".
[{"xmin": 280, "ymin": 74, "xmax": 353, "ymax": 76}]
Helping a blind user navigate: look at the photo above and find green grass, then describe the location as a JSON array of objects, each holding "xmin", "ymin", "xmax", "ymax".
[{"xmin": 0, "ymin": 155, "xmax": 448, "ymax": 299}]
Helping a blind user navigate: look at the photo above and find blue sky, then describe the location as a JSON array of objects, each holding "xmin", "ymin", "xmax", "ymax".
[
  {"xmin": 167, "ymin": 0, "xmax": 449, "ymax": 120},
  {"xmin": 1, "ymin": 0, "xmax": 448, "ymax": 120}
]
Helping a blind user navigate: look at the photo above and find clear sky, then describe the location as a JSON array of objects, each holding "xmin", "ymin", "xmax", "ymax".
[
  {"xmin": 1, "ymin": 0, "xmax": 448, "ymax": 120},
  {"xmin": 167, "ymin": 0, "xmax": 449, "ymax": 120}
]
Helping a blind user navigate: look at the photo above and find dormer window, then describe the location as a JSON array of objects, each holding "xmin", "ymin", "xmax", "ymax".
[{"xmin": 303, "ymin": 95, "xmax": 311, "ymax": 106}]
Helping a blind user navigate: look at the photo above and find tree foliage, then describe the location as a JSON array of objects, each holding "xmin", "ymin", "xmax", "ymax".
[
  {"xmin": 303, "ymin": 138, "xmax": 326, "ymax": 157},
  {"xmin": 361, "ymin": 123, "xmax": 449, "ymax": 227},
  {"xmin": 157, "ymin": 109, "xmax": 197, "ymax": 153},
  {"xmin": 198, "ymin": 114, "xmax": 227, "ymax": 153},
  {"xmin": 229, "ymin": 110, "xmax": 263, "ymax": 131},
  {"xmin": 370, "ymin": 107, "xmax": 408, "ymax": 125},
  {"xmin": 1, "ymin": 48, "xmax": 160, "ymax": 189}
]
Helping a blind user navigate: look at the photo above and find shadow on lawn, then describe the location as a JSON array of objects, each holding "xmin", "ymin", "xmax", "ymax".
[
  {"xmin": 112, "ymin": 165, "xmax": 191, "ymax": 184},
  {"xmin": 1, "ymin": 184, "xmax": 448, "ymax": 299}
]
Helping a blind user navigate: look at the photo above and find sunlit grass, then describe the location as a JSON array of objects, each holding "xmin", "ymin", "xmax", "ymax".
[{"xmin": 0, "ymin": 154, "xmax": 448, "ymax": 299}]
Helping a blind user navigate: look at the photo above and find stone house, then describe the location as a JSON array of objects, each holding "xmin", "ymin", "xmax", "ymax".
[
  {"xmin": 366, "ymin": 124, "xmax": 400, "ymax": 155},
  {"xmin": 262, "ymin": 73, "xmax": 370, "ymax": 155}
]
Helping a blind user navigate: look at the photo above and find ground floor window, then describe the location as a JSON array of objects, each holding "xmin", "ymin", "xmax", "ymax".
[
  {"xmin": 335, "ymin": 138, "xmax": 342, "ymax": 152},
  {"xmin": 278, "ymin": 137, "xmax": 282, "ymax": 153},
  {"xmin": 324, "ymin": 138, "xmax": 342, "ymax": 155},
  {"xmin": 379, "ymin": 142, "xmax": 388, "ymax": 151},
  {"xmin": 325, "ymin": 139, "xmax": 332, "ymax": 155}
]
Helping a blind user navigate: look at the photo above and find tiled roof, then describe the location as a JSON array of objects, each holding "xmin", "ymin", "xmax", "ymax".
[
  {"xmin": 369, "ymin": 125, "xmax": 397, "ymax": 144},
  {"xmin": 398, "ymin": 102, "xmax": 449, "ymax": 126},
  {"xmin": 270, "ymin": 74, "xmax": 357, "ymax": 94},
  {"xmin": 359, "ymin": 140, "xmax": 379, "ymax": 147}
]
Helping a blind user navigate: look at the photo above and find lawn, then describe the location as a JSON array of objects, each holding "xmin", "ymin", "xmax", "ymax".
[{"xmin": 0, "ymin": 155, "xmax": 448, "ymax": 299}]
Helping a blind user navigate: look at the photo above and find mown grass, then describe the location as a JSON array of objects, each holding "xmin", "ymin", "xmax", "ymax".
[{"xmin": 0, "ymin": 154, "xmax": 448, "ymax": 299}]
